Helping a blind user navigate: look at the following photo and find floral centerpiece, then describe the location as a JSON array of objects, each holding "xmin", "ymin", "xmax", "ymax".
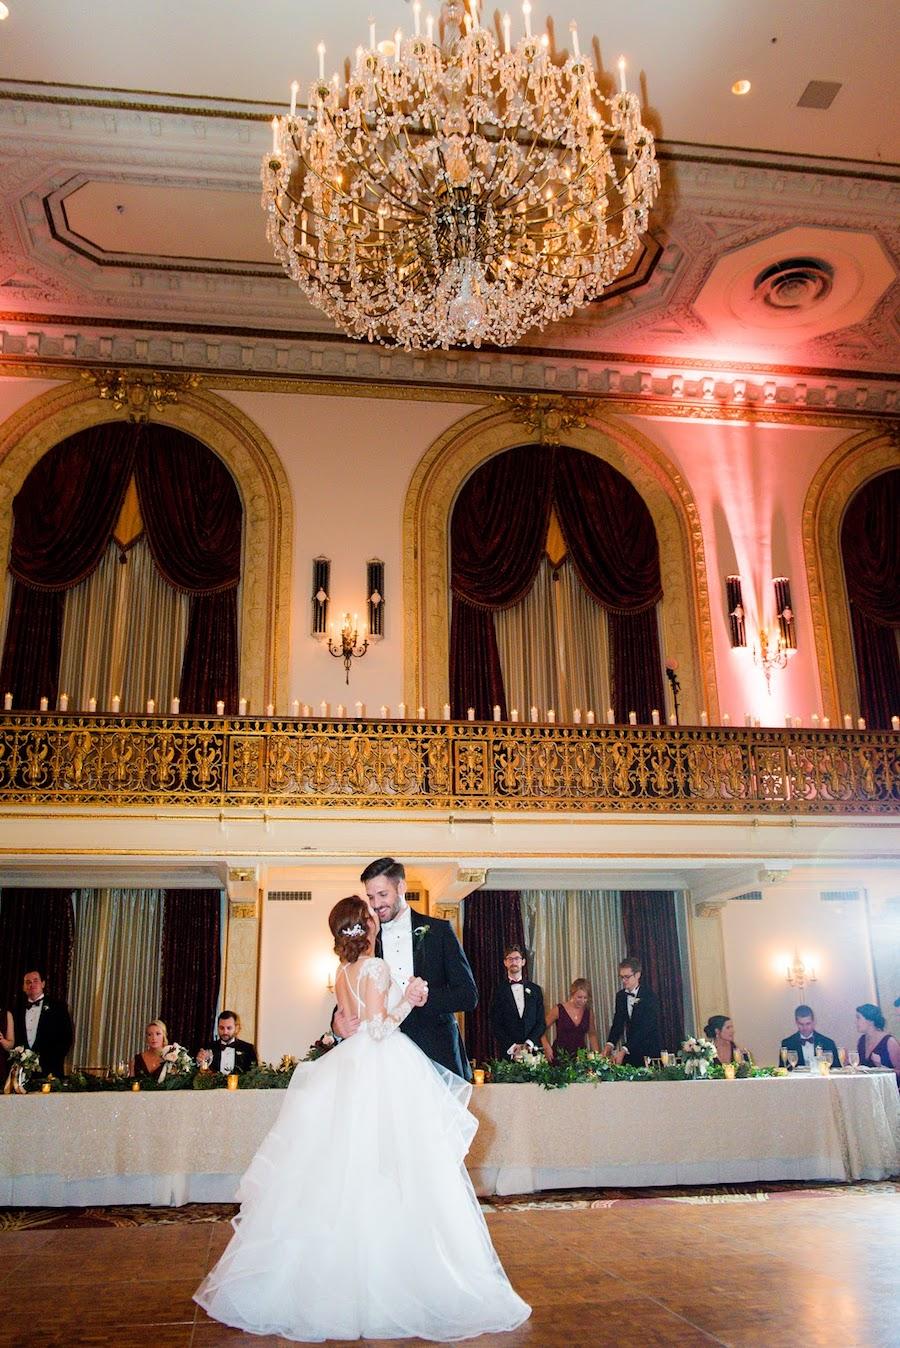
[
  {"xmin": 679, "ymin": 1036, "xmax": 716, "ymax": 1077},
  {"xmin": 3, "ymin": 1046, "xmax": 41, "ymax": 1094},
  {"xmin": 158, "ymin": 1043, "xmax": 194, "ymax": 1082}
]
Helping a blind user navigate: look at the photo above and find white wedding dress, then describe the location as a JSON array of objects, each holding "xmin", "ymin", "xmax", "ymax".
[{"xmin": 195, "ymin": 956, "xmax": 531, "ymax": 1342}]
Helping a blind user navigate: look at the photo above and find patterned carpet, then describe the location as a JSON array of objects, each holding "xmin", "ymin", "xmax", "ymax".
[{"xmin": 2, "ymin": 1178, "xmax": 898, "ymax": 1230}]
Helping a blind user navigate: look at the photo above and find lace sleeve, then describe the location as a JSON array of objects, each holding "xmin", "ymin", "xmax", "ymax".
[{"xmin": 359, "ymin": 958, "xmax": 412, "ymax": 1041}]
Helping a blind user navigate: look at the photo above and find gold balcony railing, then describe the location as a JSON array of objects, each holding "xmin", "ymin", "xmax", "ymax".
[{"xmin": 0, "ymin": 714, "xmax": 897, "ymax": 815}]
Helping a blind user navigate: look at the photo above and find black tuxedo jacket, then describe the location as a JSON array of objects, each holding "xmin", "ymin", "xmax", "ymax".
[
  {"xmin": 489, "ymin": 979, "xmax": 546, "ymax": 1056},
  {"xmin": 780, "ymin": 1029, "xmax": 840, "ymax": 1067},
  {"xmin": 375, "ymin": 907, "xmax": 478, "ymax": 1079},
  {"xmin": 199, "ymin": 1037, "xmax": 258, "ymax": 1073},
  {"xmin": 607, "ymin": 984, "xmax": 662, "ymax": 1066},
  {"xmin": 13, "ymin": 997, "xmax": 74, "ymax": 1078}
]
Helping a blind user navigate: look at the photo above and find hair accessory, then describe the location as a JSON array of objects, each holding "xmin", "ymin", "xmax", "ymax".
[{"xmin": 340, "ymin": 922, "xmax": 365, "ymax": 938}]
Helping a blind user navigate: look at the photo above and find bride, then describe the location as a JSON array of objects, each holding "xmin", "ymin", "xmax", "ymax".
[{"xmin": 195, "ymin": 895, "xmax": 531, "ymax": 1342}]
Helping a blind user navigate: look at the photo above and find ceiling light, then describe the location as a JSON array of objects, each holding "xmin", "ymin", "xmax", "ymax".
[
  {"xmin": 732, "ymin": 79, "xmax": 751, "ymax": 96},
  {"xmin": 261, "ymin": 1, "xmax": 659, "ymax": 349},
  {"xmin": 0, "ymin": 4, "xmax": 9, "ymax": 19}
]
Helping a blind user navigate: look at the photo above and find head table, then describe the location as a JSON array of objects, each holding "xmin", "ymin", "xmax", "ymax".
[{"xmin": 1, "ymin": 1072, "xmax": 897, "ymax": 1206}]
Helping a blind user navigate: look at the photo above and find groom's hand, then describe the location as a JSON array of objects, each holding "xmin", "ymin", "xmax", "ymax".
[
  {"xmin": 405, "ymin": 976, "xmax": 429, "ymax": 1007},
  {"xmin": 333, "ymin": 1008, "xmax": 360, "ymax": 1039}
]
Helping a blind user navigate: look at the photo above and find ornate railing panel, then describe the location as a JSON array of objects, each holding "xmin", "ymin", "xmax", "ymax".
[{"xmin": 0, "ymin": 716, "xmax": 897, "ymax": 815}]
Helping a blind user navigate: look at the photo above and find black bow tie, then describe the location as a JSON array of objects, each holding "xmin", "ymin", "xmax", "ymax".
[
  {"xmin": 509, "ymin": 979, "xmax": 523, "ymax": 985},
  {"xmin": 27, "ymin": 999, "xmax": 44, "ymax": 1007}
]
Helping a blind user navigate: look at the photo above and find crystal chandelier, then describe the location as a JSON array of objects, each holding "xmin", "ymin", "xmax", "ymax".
[{"xmin": 261, "ymin": 1, "xmax": 659, "ymax": 349}]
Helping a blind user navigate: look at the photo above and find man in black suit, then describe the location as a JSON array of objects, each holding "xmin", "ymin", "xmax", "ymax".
[
  {"xmin": 197, "ymin": 1010, "xmax": 258, "ymax": 1074},
  {"xmin": 489, "ymin": 944, "xmax": 546, "ymax": 1058},
  {"xmin": 604, "ymin": 955, "xmax": 662, "ymax": 1067},
  {"xmin": 780, "ymin": 1004, "xmax": 841, "ymax": 1069},
  {"xmin": 13, "ymin": 968, "xmax": 74, "ymax": 1078},
  {"xmin": 337, "ymin": 856, "xmax": 478, "ymax": 1079}
]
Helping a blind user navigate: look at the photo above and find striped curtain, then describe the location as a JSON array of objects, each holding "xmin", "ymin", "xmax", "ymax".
[{"xmin": 520, "ymin": 890, "xmax": 625, "ymax": 1038}]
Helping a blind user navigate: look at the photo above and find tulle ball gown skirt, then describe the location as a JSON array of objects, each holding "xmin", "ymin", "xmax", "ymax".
[{"xmin": 194, "ymin": 1029, "xmax": 531, "ymax": 1342}]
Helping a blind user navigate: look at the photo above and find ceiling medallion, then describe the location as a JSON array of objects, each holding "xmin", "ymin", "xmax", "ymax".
[
  {"xmin": 82, "ymin": 369, "xmax": 201, "ymax": 423},
  {"xmin": 753, "ymin": 257, "xmax": 834, "ymax": 312},
  {"xmin": 261, "ymin": 1, "xmax": 659, "ymax": 350}
]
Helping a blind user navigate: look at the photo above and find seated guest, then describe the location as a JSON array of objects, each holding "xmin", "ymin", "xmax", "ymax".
[
  {"xmin": 489, "ymin": 944, "xmax": 545, "ymax": 1059},
  {"xmin": 780, "ymin": 1004, "xmax": 841, "ymax": 1069},
  {"xmin": 856, "ymin": 1004, "xmax": 900, "ymax": 1086},
  {"xmin": 12, "ymin": 967, "xmax": 74, "ymax": 1078},
  {"xmin": 133, "ymin": 1020, "xmax": 169, "ymax": 1080},
  {"xmin": 542, "ymin": 979, "xmax": 600, "ymax": 1063},
  {"xmin": 704, "ymin": 1015, "xmax": 748, "ymax": 1065},
  {"xmin": 605, "ymin": 956, "xmax": 662, "ymax": 1067},
  {"xmin": 197, "ymin": 1010, "xmax": 258, "ymax": 1074}
]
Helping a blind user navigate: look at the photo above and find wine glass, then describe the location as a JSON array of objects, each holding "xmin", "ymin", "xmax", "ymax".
[
  {"xmin": 821, "ymin": 1050, "xmax": 833, "ymax": 1067},
  {"xmin": 848, "ymin": 1050, "xmax": 860, "ymax": 1068},
  {"xmin": 780, "ymin": 1046, "xmax": 789, "ymax": 1066},
  {"xmin": 838, "ymin": 1047, "xmax": 847, "ymax": 1067},
  {"xmin": 787, "ymin": 1049, "xmax": 799, "ymax": 1069}
]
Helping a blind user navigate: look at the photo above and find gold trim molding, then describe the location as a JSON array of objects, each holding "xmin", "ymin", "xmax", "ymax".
[
  {"xmin": 0, "ymin": 378, "xmax": 293, "ymax": 709},
  {"xmin": 402, "ymin": 404, "xmax": 717, "ymax": 723},
  {"xmin": 802, "ymin": 429, "xmax": 898, "ymax": 722}
]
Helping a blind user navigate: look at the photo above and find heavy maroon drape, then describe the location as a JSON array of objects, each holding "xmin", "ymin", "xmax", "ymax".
[
  {"xmin": 462, "ymin": 890, "xmax": 526, "ymax": 1065},
  {"xmin": 841, "ymin": 469, "xmax": 900, "ymax": 730},
  {"xmin": 159, "ymin": 889, "xmax": 221, "ymax": 1053},
  {"xmin": 449, "ymin": 444, "xmax": 664, "ymax": 720},
  {"xmin": 0, "ymin": 423, "xmax": 242, "ymax": 712},
  {"xmin": 135, "ymin": 427, "xmax": 242, "ymax": 714},
  {"xmin": 0, "ymin": 425, "xmax": 137, "ymax": 708},
  {"xmin": 621, "ymin": 890, "xmax": 684, "ymax": 1053},
  {"xmin": 0, "ymin": 887, "xmax": 76, "ymax": 1013}
]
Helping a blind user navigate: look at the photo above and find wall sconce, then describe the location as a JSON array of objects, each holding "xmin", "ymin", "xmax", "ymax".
[
  {"xmin": 312, "ymin": 557, "xmax": 330, "ymax": 638},
  {"xmin": 754, "ymin": 626, "xmax": 788, "ymax": 693},
  {"xmin": 773, "ymin": 577, "xmax": 796, "ymax": 651},
  {"xmin": 367, "ymin": 559, "xmax": 385, "ymax": 640},
  {"xmin": 785, "ymin": 951, "xmax": 817, "ymax": 991},
  {"xmin": 328, "ymin": 613, "xmax": 369, "ymax": 684},
  {"xmin": 725, "ymin": 576, "xmax": 747, "ymax": 648}
]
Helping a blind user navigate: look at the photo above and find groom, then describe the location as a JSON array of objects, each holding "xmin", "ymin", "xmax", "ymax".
[{"xmin": 336, "ymin": 857, "xmax": 478, "ymax": 1080}]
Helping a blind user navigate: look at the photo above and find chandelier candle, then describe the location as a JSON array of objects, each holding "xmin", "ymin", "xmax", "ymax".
[{"xmin": 262, "ymin": 1, "xmax": 659, "ymax": 349}]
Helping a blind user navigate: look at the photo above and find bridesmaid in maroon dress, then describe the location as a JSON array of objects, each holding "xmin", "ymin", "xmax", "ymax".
[
  {"xmin": 541, "ymin": 979, "xmax": 600, "ymax": 1062},
  {"xmin": 856, "ymin": 1004, "xmax": 900, "ymax": 1089}
]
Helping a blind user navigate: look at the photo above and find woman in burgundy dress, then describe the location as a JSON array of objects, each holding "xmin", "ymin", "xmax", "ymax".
[
  {"xmin": 541, "ymin": 979, "xmax": 600, "ymax": 1062},
  {"xmin": 856, "ymin": 1004, "xmax": 900, "ymax": 1089}
]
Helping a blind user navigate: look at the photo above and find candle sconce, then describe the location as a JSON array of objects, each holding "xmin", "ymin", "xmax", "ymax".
[
  {"xmin": 785, "ymin": 951, "xmax": 817, "ymax": 991},
  {"xmin": 328, "ymin": 613, "xmax": 369, "ymax": 684},
  {"xmin": 754, "ymin": 625, "xmax": 788, "ymax": 693}
]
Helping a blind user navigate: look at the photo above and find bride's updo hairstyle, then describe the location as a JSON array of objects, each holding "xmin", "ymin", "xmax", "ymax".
[{"xmin": 330, "ymin": 896, "xmax": 371, "ymax": 963}]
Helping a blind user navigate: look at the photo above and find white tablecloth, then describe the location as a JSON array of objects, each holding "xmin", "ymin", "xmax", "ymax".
[{"xmin": 1, "ymin": 1072, "xmax": 897, "ymax": 1206}]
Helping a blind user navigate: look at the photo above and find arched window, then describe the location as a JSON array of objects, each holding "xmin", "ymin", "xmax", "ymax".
[
  {"xmin": 0, "ymin": 422, "xmax": 242, "ymax": 712},
  {"xmin": 449, "ymin": 444, "xmax": 665, "ymax": 721},
  {"xmin": 840, "ymin": 467, "xmax": 900, "ymax": 729}
]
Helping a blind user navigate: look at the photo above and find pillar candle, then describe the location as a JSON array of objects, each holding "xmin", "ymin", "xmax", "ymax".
[
  {"xmin": 87, "ymin": 696, "xmax": 97, "ymax": 713},
  {"xmin": 111, "ymin": 695, "xmax": 120, "ymax": 713},
  {"xmin": 380, "ymin": 705, "xmax": 388, "ymax": 718},
  {"xmin": 843, "ymin": 714, "xmax": 852, "ymax": 729},
  {"xmin": 606, "ymin": 708, "xmax": 615, "ymax": 724},
  {"xmin": 398, "ymin": 702, "xmax": 407, "ymax": 718},
  {"xmin": 320, "ymin": 701, "xmax": 329, "ymax": 717},
  {"xmin": 467, "ymin": 707, "xmax": 475, "ymax": 721},
  {"xmin": 417, "ymin": 706, "xmax": 426, "ymax": 720},
  {"xmin": 39, "ymin": 696, "xmax": 48, "ymax": 712},
  {"xmin": 811, "ymin": 713, "xmax": 819, "ymax": 728},
  {"xmin": 628, "ymin": 711, "xmax": 637, "ymax": 725},
  {"xmin": 530, "ymin": 706, "xmax": 539, "ymax": 722},
  {"xmin": 668, "ymin": 712, "xmax": 677, "ymax": 726},
  {"xmin": 785, "ymin": 716, "xmax": 793, "ymax": 728},
  {"xmin": 2, "ymin": 693, "xmax": 11, "ymax": 710},
  {"xmin": 216, "ymin": 700, "xmax": 224, "ymax": 715},
  {"xmin": 792, "ymin": 716, "xmax": 801, "ymax": 728},
  {"xmin": 239, "ymin": 697, "xmax": 247, "ymax": 716},
  {"xmin": 59, "ymin": 693, "xmax": 69, "ymax": 712},
  {"xmin": 651, "ymin": 709, "xmax": 660, "ymax": 725},
  {"xmin": 722, "ymin": 712, "xmax": 730, "ymax": 725},
  {"xmin": 291, "ymin": 699, "xmax": 300, "ymax": 716},
  {"xmin": 547, "ymin": 709, "xmax": 555, "ymax": 723},
  {"xmin": 302, "ymin": 704, "xmax": 310, "ymax": 717},
  {"xmin": 511, "ymin": 708, "xmax": 519, "ymax": 722},
  {"xmin": 699, "ymin": 711, "xmax": 708, "ymax": 726},
  {"xmin": 171, "ymin": 697, "xmax": 179, "ymax": 715},
  {"xmin": 493, "ymin": 705, "xmax": 501, "ymax": 721},
  {"xmin": 891, "ymin": 715, "xmax": 900, "ymax": 731},
  {"xmin": 753, "ymin": 717, "xmax": 761, "ymax": 728},
  {"xmin": 744, "ymin": 713, "xmax": 752, "ymax": 727},
  {"xmin": 356, "ymin": 702, "xmax": 364, "ymax": 718},
  {"xmin": 266, "ymin": 703, "xmax": 275, "ymax": 717},
  {"xmin": 586, "ymin": 710, "xmax": 595, "ymax": 724},
  {"xmin": 857, "ymin": 717, "xmax": 866, "ymax": 730},
  {"xmin": 442, "ymin": 704, "xmax": 451, "ymax": 719},
  {"xmin": 822, "ymin": 716, "xmax": 830, "ymax": 728},
  {"xmin": 337, "ymin": 704, "xmax": 345, "ymax": 717},
  {"xmin": 573, "ymin": 708, "xmax": 582, "ymax": 724}
]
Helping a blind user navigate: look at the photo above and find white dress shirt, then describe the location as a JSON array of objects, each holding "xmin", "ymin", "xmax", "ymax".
[
  {"xmin": 25, "ymin": 1000, "xmax": 43, "ymax": 1048},
  {"xmin": 627, "ymin": 984, "xmax": 641, "ymax": 1017},
  {"xmin": 219, "ymin": 1043, "xmax": 236, "ymax": 1074},
  {"xmin": 380, "ymin": 905, "xmax": 414, "ymax": 991},
  {"xmin": 510, "ymin": 981, "xmax": 525, "ymax": 1018},
  {"xmin": 800, "ymin": 1036, "xmax": 816, "ymax": 1066}
]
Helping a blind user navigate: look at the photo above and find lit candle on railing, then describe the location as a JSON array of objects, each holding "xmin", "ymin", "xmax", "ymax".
[
  {"xmin": 398, "ymin": 702, "xmax": 407, "ymax": 719},
  {"xmin": 699, "ymin": 711, "xmax": 708, "ymax": 726},
  {"xmin": 822, "ymin": 716, "xmax": 830, "ymax": 728},
  {"xmin": 239, "ymin": 697, "xmax": 247, "ymax": 716},
  {"xmin": 668, "ymin": 713, "xmax": 677, "ymax": 725},
  {"xmin": 617, "ymin": 55, "xmax": 627, "ymax": 94},
  {"xmin": 110, "ymin": 694, "xmax": 120, "ymax": 713},
  {"xmin": 442, "ymin": 704, "xmax": 451, "ymax": 720},
  {"xmin": 380, "ymin": 705, "xmax": 388, "ymax": 718},
  {"xmin": 530, "ymin": 705, "xmax": 539, "ymax": 722},
  {"xmin": 811, "ymin": 713, "xmax": 819, "ymax": 728},
  {"xmin": 586, "ymin": 710, "xmax": 595, "ymax": 724},
  {"xmin": 843, "ymin": 713, "xmax": 852, "ymax": 729},
  {"xmin": 573, "ymin": 708, "xmax": 582, "ymax": 724},
  {"xmin": 302, "ymin": 704, "xmax": 310, "ymax": 717},
  {"xmin": 147, "ymin": 699, "xmax": 156, "ymax": 714},
  {"xmin": 291, "ymin": 699, "xmax": 300, "ymax": 716},
  {"xmin": 785, "ymin": 716, "xmax": 793, "ymax": 728},
  {"xmin": 337, "ymin": 704, "xmax": 345, "ymax": 717},
  {"xmin": 493, "ymin": 705, "xmax": 501, "ymax": 721},
  {"xmin": 511, "ymin": 708, "xmax": 519, "ymax": 722},
  {"xmin": 628, "ymin": 711, "xmax": 637, "ymax": 725},
  {"xmin": 171, "ymin": 697, "xmax": 179, "ymax": 715},
  {"xmin": 2, "ymin": 693, "xmax": 11, "ymax": 710},
  {"xmin": 320, "ymin": 701, "xmax": 329, "ymax": 717},
  {"xmin": 892, "ymin": 716, "xmax": 900, "ymax": 731},
  {"xmin": 418, "ymin": 705, "xmax": 426, "ymax": 719},
  {"xmin": 722, "ymin": 712, "xmax": 730, "ymax": 725},
  {"xmin": 857, "ymin": 717, "xmax": 866, "ymax": 730},
  {"xmin": 547, "ymin": 708, "xmax": 556, "ymax": 723},
  {"xmin": 266, "ymin": 703, "xmax": 274, "ymax": 717},
  {"xmin": 87, "ymin": 696, "xmax": 97, "ymax": 712},
  {"xmin": 216, "ymin": 700, "xmax": 224, "ymax": 715},
  {"xmin": 39, "ymin": 696, "xmax": 48, "ymax": 712},
  {"xmin": 59, "ymin": 693, "xmax": 69, "ymax": 712},
  {"xmin": 744, "ymin": 713, "xmax": 752, "ymax": 727},
  {"xmin": 792, "ymin": 716, "xmax": 801, "ymax": 728},
  {"xmin": 651, "ymin": 709, "xmax": 660, "ymax": 725},
  {"xmin": 606, "ymin": 708, "xmax": 615, "ymax": 725},
  {"xmin": 356, "ymin": 701, "xmax": 364, "ymax": 718},
  {"xmin": 467, "ymin": 707, "xmax": 475, "ymax": 721}
]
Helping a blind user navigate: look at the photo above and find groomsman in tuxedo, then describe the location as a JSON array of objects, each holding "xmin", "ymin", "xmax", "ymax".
[
  {"xmin": 605, "ymin": 956, "xmax": 662, "ymax": 1067},
  {"xmin": 197, "ymin": 1010, "xmax": 258, "ymax": 1074},
  {"xmin": 780, "ymin": 1004, "xmax": 841, "ymax": 1069},
  {"xmin": 489, "ymin": 945, "xmax": 546, "ymax": 1058},
  {"xmin": 336, "ymin": 856, "xmax": 478, "ymax": 1079},
  {"xmin": 13, "ymin": 968, "xmax": 74, "ymax": 1078}
]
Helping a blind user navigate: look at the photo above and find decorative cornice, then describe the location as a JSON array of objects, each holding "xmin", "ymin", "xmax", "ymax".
[{"xmin": 80, "ymin": 367, "xmax": 201, "ymax": 422}]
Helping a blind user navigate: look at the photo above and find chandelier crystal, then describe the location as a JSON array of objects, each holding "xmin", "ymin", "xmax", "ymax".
[{"xmin": 261, "ymin": 1, "xmax": 659, "ymax": 349}]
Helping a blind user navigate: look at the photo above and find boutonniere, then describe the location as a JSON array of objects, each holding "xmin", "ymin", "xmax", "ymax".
[
  {"xmin": 413, "ymin": 924, "xmax": 430, "ymax": 941},
  {"xmin": 525, "ymin": 987, "xmax": 532, "ymax": 996}
]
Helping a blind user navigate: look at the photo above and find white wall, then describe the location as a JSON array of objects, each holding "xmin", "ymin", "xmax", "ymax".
[{"xmin": 720, "ymin": 878, "xmax": 879, "ymax": 1065}]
